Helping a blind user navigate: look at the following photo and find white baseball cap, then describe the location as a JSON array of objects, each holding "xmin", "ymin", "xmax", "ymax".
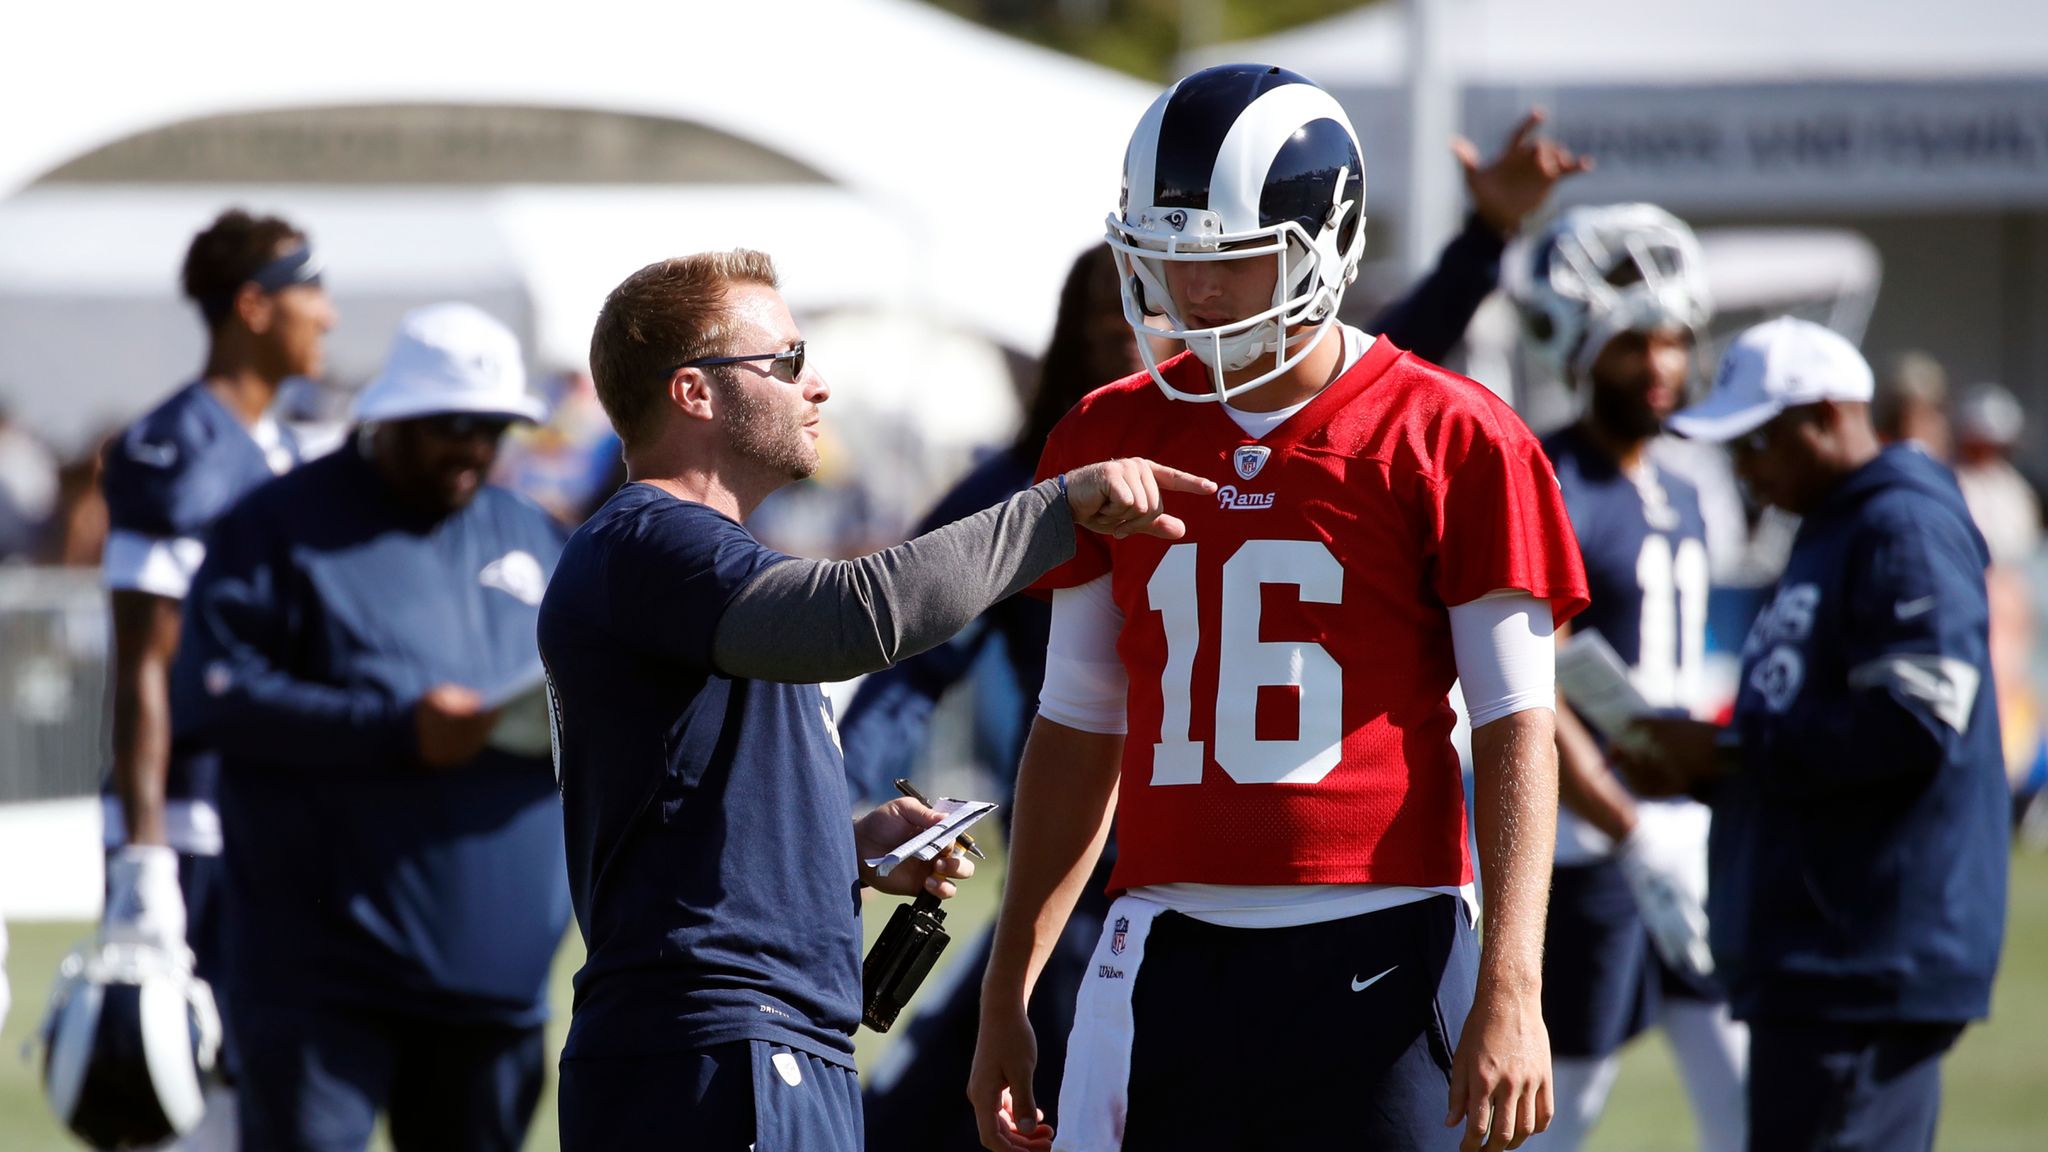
[
  {"xmin": 1668, "ymin": 316, "xmax": 1873, "ymax": 443},
  {"xmin": 353, "ymin": 303, "xmax": 547, "ymax": 425}
]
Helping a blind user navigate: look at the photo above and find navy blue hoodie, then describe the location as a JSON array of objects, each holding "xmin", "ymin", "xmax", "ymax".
[{"xmin": 1710, "ymin": 444, "xmax": 2008, "ymax": 1023}]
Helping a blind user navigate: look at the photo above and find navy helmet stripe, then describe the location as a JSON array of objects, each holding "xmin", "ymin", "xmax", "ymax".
[{"xmin": 1151, "ymin": 64, "xmax": 1311, "ymax": 211}]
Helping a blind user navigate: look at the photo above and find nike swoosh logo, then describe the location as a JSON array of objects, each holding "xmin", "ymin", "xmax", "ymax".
[
  {"xmin": 1350, "ymin": 965, "xmax": 1397, "ymax": 992},
  {"xmin": 1895, "ymin": 595, "xmax": 1937, "ymax": 620}
]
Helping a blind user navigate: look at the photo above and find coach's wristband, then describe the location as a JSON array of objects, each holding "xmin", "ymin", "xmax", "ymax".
[{"xmin": 1056, "ymin": 472, "xmax": 1067, "ymax": 502}]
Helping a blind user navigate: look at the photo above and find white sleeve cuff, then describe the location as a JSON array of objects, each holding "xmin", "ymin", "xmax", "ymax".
[
  {"xmin": 102, "ymin": 529, "xmax": 205, "ymax": 600},
  {"xmin": 1037, "ymin": 576, "xmax": 1129, "ymax": 734},
  {"xmin": 1450, "ymin": 589, "xmax": 1557, "ymax": 728}
]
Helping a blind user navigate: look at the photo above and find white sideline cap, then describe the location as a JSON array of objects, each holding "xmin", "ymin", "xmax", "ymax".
[
  {"xmin": 353, "ymin": 303, "xmax": 545, "ymax": 425},
  {"xmin": 1670, "ymin": 316, "xmax": 1873, "ymax": 443}
]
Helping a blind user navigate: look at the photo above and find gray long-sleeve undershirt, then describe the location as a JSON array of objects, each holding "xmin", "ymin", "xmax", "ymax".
[{"xmin": 710, "ymin": 478, "xmax": 1075, "ymax": 683}]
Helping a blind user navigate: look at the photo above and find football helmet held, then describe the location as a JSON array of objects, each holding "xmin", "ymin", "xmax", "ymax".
[
  {"xmin": 39, "ymin": 935, "xmax": 222, "ymax": 1149},
  {"xmin": 1108, "ymin": 63, "xmax": 1367, "ymax": 403},
  {"xmin": 1506, "ymin": 202, "xmax": 1712, "ymax": 382}
]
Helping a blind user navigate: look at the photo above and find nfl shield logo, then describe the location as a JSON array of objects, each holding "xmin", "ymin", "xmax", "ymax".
[
  {"xmin": 1110, "ymin": 916, "xmax": 1129, "ymax": 955},
  {"xmin": 1232, "ymin": 445, "xmax": 1270, "ymax": 480}
]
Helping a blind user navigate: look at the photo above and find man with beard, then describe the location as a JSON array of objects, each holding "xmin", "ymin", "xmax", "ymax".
[
  {"xmin": 1618, "ymin": 318, "xmax": 2006, "ymax": 1152},
  {"xmin": 540, "ymin": 250, "xmax": 1212, "ymax": 1151},
  {"xmin": 171, "ymin": 303, "xmax": 571, "ymax": 1151},
  {"xmin": 1505, "ymin": 204, "xmax": 1746, "ymax": 1152}
]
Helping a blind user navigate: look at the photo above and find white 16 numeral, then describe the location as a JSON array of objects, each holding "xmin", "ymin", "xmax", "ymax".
[{"xmin": 1145, "ymin": 540, "xmax": 1345, "ymax": 787}]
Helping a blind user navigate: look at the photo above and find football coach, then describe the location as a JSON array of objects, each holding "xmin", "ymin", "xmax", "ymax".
[
  {"xmin": 172, "ymin": 303, "xmax": 572, "ymax": 1151},
  {"xmin": 1615, "ymin": 317, "xmax": 2009, "ymax": 1152},
  {"xmin": 539, "ymin": 249, "xmax": 1213, "ymax": 1151}
]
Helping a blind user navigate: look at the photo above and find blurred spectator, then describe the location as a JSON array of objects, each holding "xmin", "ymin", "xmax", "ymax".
[
  {"xmin": 1951, "ymin": 381, "xmax": 2048, "ymax": 815},
  {"xmin": 489, "ymin": 369, "xmax": 619, "ymax": 525},
  {"xmin": 1953, "ymin": 382, "xmax": 2040, "ymax": 566},
  {"xmin": 1874, "ymin": 350, "xmax": 1953, "ymax": 460},
  {"xmin": 39, "ymin": 432, "xmax": 113, "ymax": 566},
  {"xmin": 0, "ymin": 404, "xmax": 59, "ymax": 561}
]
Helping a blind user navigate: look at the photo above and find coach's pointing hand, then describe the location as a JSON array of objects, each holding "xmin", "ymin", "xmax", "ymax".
[{"xmin": 1063, "ymin": 458, "xmax": 1217, "ymax": 540}]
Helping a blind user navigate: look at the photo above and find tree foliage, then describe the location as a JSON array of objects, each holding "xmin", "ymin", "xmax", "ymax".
[{"xmin": 918, "ymin": 0, "xmax": 1381, "ymax": 81}]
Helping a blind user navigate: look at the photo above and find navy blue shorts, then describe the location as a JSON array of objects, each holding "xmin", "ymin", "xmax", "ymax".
[
  {"xmin": 233, "ymin": 1002, "xmax": 545, "ymax": 1152},
  {"xmin": 560, "ymin": 1041, "xmax": 860, "ymax": 1152},
  {"xmin": 1747, "ymin": 1019, "xmax": 1962, "ymax": 1152},
  {"xmin": 1062, "ymin": 893, "xmax": 1476, "ymax": 1151},
  {"xmin": 1543, "ymin": 860, "xmax": 1722, "ymax": 1059}
]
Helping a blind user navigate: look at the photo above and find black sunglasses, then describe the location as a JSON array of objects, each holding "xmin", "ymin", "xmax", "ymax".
[
  {"xmin": 670, "ymin": 341, "xmax": 806, "ymax": 385},
  {"xmin": 417, "ymin": 413, "xmax": 515, "ymax": 441}
]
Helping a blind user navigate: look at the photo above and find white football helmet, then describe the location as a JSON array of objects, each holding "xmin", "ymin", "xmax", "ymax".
[
  {"xmin": 40, "ymin": 936, "xmax": 223, "ymax": 1149},
  {"xmin": 1108, "ymin": 63, "xmax": 1367, "ymax": 403},
  {"xmin": 1506, "ymin": 203, "xmax": 1712, "ymax": 382}
]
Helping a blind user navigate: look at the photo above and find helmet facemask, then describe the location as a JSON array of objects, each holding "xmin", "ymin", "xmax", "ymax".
[{"xmin": 1108, "ymin": 171, "xmax": 1360, "ymax": 404}]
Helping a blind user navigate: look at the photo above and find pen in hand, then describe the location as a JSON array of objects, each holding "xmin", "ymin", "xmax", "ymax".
[{"xmin": 894, "ymin": 777, "xmax": 987, "ymax": 861}]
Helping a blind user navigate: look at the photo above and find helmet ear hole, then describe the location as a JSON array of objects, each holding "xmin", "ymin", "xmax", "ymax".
[{"xmin": 1129, "ymin": 272, "xmax": 1162, "ymax": 318}]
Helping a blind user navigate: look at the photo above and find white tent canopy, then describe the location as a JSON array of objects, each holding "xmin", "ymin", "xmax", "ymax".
[{"xmin": 0, "ymin": 0, "xmax": 1154, "ymax": 354}]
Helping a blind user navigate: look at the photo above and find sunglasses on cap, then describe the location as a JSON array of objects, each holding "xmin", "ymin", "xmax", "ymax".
[
  {"xmin": 669, "ymin": 341, "xmax": 806, "ymax": 385},
  {"xmin": 416, "ymin": 413, "xmax": 516, "ymax": 441}
]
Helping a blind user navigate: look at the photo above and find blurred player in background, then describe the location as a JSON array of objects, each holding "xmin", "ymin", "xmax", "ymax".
[
  {"xmin": 970, "ymin": 64, "xmax": 1589, "ymax": 1152},
  {"xmin": 171, "ymin": 304, "xmax": 570, "ymax": 1152},
  {"xmin": 541, "ymin": 250, "xmax": 1206, "ymax": 1152},
  {"xmin": 1951, "ymin": 382, "xmax": 2048, "ymax": 820},
  {"xmin": 857, "ymin": 107, "xmax": 1590, "ymax": 1151},
  {"xmin": 98, "ymin": 207, "xmax": 331, "ymax": 1147},
  {"xmin": 1505, "ymin": 204, "xmax": 1747, "ymax": 1152},
  {"xmin": 1621, "ymin": 317, "xmax": 2008, "ymax": 1152}
]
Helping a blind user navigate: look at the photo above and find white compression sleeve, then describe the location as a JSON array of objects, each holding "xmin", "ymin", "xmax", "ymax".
[
  {"xmin": 1449, "ymin": 589, "xmax": 1557, "ymax": 728},
  {"xmin": 1037, "ymin": 575, "xmax": 1129, "ymax": 734}
]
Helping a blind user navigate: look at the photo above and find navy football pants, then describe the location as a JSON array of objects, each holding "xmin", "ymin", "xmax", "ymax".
[
  {"xmin": 234, "ymin": 1003, "xmax": 545, "ymax": 1152},
  {"xmin": 1747, "ymin": 1019, "xmax": 1962, "ymax": 1152},
  {"xmin": 1066, "ymin": 893, "xmax": 1477, "ymax": 1151}
]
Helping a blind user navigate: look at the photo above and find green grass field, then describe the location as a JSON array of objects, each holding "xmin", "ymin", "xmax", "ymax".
[{"xmin": 3, "ymin": 852, "xmax": 2042, "ymax": 1150}]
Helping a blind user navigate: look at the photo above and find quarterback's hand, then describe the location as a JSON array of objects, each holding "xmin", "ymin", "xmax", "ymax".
[
  {"xmin": 103, "ymin": 844, "xmax": 187, "ymax": 951},
  {"xmin": 1063, "ymin": 458, "xmax": 1217, "ymax": 540},
  {"xmin": 969, "ymin": 1004, "xmax": 1053, "ymax": 1152},
  {"xmin": 855, "ymin": 798, "xmax": 976, "ymax": 899},
  {"xmin": 1447, "ymin": 982, "xmax": 1553, "ymax": 1151},
  {"xmin": 1614, "ymin": 821, "xmax": 1716, "ymax": 980},
  {"xmin": 415, "ymin": 684, "xmax": 499, "ymax": 768},
  {"xmin": 1455, "ymin": 108, "xmax": 1594, "ymax": 239}
]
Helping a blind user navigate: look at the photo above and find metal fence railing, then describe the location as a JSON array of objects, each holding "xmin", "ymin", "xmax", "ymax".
[{"xmin": 0, "ymin": 566, "xmax": 108, "ymax": 802}]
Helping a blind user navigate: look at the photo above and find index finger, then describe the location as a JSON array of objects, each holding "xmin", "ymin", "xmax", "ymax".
[
  {"xmin": 1142, "ymin": 460, "xmax": 1218, "ymax": 494},
  {"xmin": 1504, "ymin": 108, "xmax": 1546, "ymax": 151}
]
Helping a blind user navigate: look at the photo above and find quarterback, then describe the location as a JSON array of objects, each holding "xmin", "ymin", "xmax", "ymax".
[{"xmin": 970, "ymin": 65, "xmax": 1588, "ymax": 1152}]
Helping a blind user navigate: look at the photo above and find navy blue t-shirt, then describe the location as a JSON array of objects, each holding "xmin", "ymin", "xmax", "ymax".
[
  {"xmin": 539, "ymin": 482, "xmax": 864, "ymax": 1067},
  {"xmin": 1546, "ymin": 425, "xmax": 1711, "ymax": 714},
  {"xmin": 100, "ymin": 381, "xmax": 298, "ymax": 847}
]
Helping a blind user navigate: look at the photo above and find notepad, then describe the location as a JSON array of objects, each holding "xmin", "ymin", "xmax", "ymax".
[{"xmin": 863, "ymin": 798, "xmax": 999, "ymax": 876}]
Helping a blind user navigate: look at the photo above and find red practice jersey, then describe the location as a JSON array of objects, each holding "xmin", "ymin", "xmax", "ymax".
[{"xmin": 1035, "ymin": 338, "xmax": 1589, "ymax": 892}]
